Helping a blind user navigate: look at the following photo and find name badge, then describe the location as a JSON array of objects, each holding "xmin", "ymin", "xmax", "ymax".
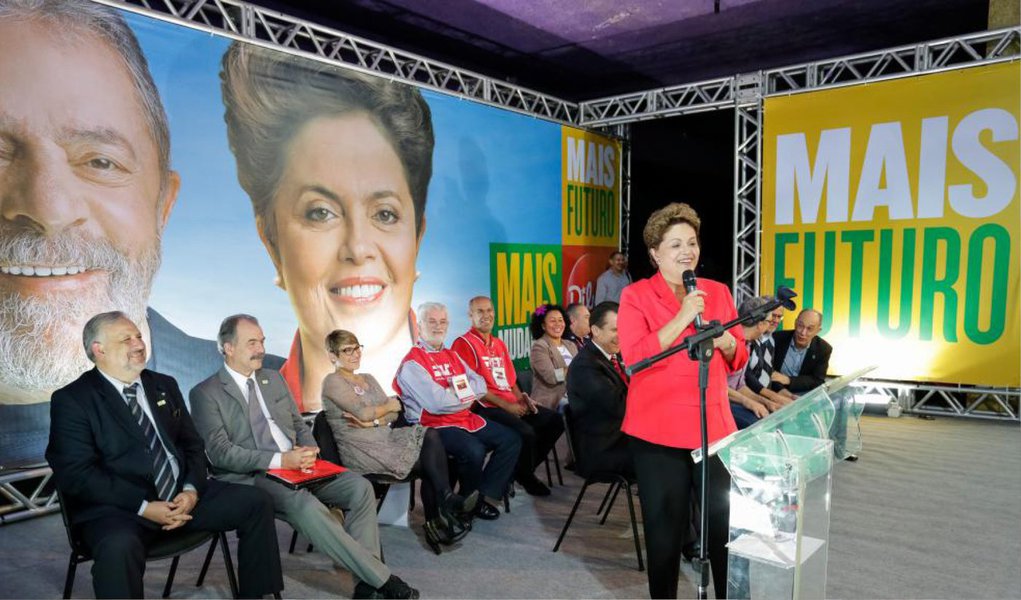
[
  {"xmin": 492, "ymin": 366, "xmax": 510, "ymax": 390},
  {"xmin": 450, "ymin": 374, "xmax": 474, "ymax": 401},
  {"xmin": 553, "ymin": 368, "xmax": 565, "ymax": 383},
  {"xmin": 156, "ymin": 399, "xmax": 167, "ymax": 407}
]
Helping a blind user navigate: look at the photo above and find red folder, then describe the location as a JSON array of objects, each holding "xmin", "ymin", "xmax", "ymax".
[{"xmin": 266, "ymin": 459, "xmax": 347, "ymax": 489}]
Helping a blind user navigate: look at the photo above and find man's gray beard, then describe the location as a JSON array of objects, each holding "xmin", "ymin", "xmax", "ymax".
[{"xmin": 0, "ymin": 228, "xmax": 160, "ymax": 392}]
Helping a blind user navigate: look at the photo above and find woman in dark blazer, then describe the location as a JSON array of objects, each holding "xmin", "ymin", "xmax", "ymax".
[{"xmin": 618, "ymin": 203, "xmax": 748, "ymax": 599}]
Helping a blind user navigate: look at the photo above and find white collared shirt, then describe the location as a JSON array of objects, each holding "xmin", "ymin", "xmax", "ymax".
[
  {"xmin": 98, "ymin": 369, "xmax": 191, "ymax": 514},
  {"xmin": 223, "ymin": 364, "xmax": 292, "ymax": 469},
  {"xmin": 590, "ymin": 340, "xmax": 615, "ymax": 363}
]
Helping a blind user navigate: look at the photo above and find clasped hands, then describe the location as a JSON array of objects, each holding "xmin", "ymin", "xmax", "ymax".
[
  {"xmin": 142, "ymin": 489, "xmax": 198, "ymax": 531},
  {"xmin": 282, "ymin": 446, "xmax": 319, "ymax": 472}
]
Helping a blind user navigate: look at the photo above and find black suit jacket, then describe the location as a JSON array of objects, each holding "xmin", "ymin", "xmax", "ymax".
[
  {"xmin": 770, "ymin": 331, "xmax": 832, "ymax": 393},
  {"xmin": 565, "ymin": 340, "xmax": 630, "ymax": 476},
  {"xmin": 46, "ymin": 368, "xmax": 208, "ymax": 525}
]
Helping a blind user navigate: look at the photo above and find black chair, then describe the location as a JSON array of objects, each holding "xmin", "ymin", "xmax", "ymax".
[
  {"xmin": 57, "ymin": 490, "xmax": 239, "ymax": 599},
  {"xmin": 551, "ymin": 405, "xmax": 644, "ymax": 571},
  {"xmin": 507, "ymin": 369, "xmax": 564, "ymax": 489}
]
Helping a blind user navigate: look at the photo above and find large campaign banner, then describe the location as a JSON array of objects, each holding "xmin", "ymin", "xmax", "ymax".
[
  {"xmin": 761, "ymin": 62, "xmax": 1020, "ymax": 386},
  {"xmin": 0, "ymin": 2, "xmax": 620, "ymax": 465}
]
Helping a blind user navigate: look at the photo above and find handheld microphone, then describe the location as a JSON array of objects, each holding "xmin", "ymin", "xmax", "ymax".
[{"xmin": 681, "ymin": 269, "xmax": 704, "ymax": 328}]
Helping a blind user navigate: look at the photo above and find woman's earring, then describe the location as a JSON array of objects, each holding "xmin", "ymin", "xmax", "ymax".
[
  {"xmin": 415, "ymin": 270, "xmax": 422, "ymax": 282},
  {"xmin": 274, "ymin": 274, "xmax": 285, "ymax": 290}
]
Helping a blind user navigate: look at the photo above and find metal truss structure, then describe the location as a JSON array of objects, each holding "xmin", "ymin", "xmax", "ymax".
[
  {"xmin": 850, "ymin": 380, "xmax": 1020, "ymax": 421},
  {"xmin": 100, "ymin": 0, "xmax": 581, "ymax": 125},
  {"xmin": 731, "ymin": 74, "xmax": 763, "ymax": 307},
  {"xmin": 575, "ymin": 27, "xmax": 1021, "ymax": 421},
  {"xmin": 0, "ymin": 466, "xmax": 58, "ymax": 524},
  {"xmin": 3, "ymin": 2, "xmax": 1008, "ymax": 528},
  {"xmin": 578, "ymin": 76, "xmax": 736, "ymax": 127}
]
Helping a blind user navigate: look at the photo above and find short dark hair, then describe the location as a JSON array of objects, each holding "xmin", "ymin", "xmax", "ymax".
[
  {"xmin": 325, "ymin": 329, "xmax": 359, "ymax": 355},
  {"xmin": 529, "ymin": 304, "xmax": 565, "ymax": 341},
  {"xmin": 590, "ymin": 301, "xmax": 619, "ymax": 330},
  {"xmin": 217, "ymin": 314, "xmax": 259, "ymax": 355}
]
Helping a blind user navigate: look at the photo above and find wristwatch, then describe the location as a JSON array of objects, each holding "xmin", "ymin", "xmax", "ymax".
[{"xmin": 373, "ymin": 418, "xmax": 380, "ymax": 427}]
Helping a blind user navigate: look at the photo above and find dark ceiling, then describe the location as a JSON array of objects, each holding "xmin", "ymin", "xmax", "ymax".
[{"xmin": 252, "ymin": 0, "xmax": 990, "ymax": 102}]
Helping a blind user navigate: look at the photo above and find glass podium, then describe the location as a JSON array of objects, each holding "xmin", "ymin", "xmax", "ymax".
[{"xmin": 693, "ymin": 367, "xmax": 874, "ymax": 600}]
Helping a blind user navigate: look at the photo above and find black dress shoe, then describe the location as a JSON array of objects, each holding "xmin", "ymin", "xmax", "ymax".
[
  {"xmin": 422, "ymin": 519, "xmax": 445, "ymax": 555},
  {"xmin": 442, "ymin": 489, "xmax": 479, "ymax": 518},
  {"xmin": 354, "ymin": 575, "xmax": 420, "ymax": 599},
  {"xmin": 519, "ymin": 474, "xmax": 551, "ymax": 496},
  {"xmin": 474, "ymin": 500, "xmax": 500, "ymax": 520},
  {"xmin": 844, "ymin": 454, "xmax": 859, "ymax": 462}
]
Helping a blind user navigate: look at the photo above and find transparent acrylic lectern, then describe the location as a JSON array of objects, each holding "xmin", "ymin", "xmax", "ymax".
[{"xmin": 692, "ymin": 367, "xmax": 873, "ymax": 600}]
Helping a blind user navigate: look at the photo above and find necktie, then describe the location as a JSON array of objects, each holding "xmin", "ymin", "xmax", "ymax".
[
  {"xmin": 124, "ymin": 384, "xmax": 176, "ymax": 502},
  {"xmin": 758, "ymin": 337, "xmax": 774, "ymax": 388},
  {"xmin": 610, "ymin": 354, "xmax": 630, "ymax": 385},
  {"xmin": 246, "ymin": 378, "xmax": 278, "ymax": 451}
]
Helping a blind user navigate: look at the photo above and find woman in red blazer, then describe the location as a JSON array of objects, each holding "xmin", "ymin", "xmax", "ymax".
[{"xmin": 618, "ymin": 202, "xmax": 747, "ymax": 599}]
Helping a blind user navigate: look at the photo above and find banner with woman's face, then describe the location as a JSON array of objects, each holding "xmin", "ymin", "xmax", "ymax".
[{"xmin": 0, "ymin": 1, "xmax": 619, "ymax": 464}]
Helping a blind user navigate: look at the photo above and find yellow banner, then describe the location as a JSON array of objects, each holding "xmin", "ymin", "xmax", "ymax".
[
  {"xmin": 761, "ymin": 62, "xmax": 1020, "ymax": 386},
  {"xmin": 561, "ymin": 127, "xmax": 621, "ymax": 247}
]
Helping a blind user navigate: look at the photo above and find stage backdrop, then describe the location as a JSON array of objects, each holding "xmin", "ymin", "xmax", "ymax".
[
  {"xmin": 0, "ymin": 4, "xmax": 619, "ymax": 465},
  {"xmin": 761, "ymin": 62, "xmax": 1020, "ymax": 386}
]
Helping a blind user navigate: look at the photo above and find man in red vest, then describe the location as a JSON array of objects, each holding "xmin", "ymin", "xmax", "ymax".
[
  {"xmin": 452, "ymin": 296, "xmax": 564, "ymax": 497},
  {"xmin": 394, "ymin": 302, "xmax": 520, "ymax": 520}
]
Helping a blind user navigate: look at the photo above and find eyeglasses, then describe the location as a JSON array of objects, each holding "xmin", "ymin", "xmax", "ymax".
[{"xmin": 339, "ymin": 345, "xmax": 364, "ymax": 356}]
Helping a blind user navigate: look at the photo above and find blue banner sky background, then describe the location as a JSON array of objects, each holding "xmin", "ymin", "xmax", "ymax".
[{"xmin": 131, "ymin": 13, "xmax": 561, "ymax": 355}]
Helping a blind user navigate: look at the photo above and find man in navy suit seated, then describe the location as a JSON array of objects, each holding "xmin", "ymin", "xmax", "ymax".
[
  {"xmin": 565, "ymin": 301, "xmax": 632, "ymax": 476},
  {"xmin": 46, "ymin": 312, "xmax": 283, "ymax": 599}
]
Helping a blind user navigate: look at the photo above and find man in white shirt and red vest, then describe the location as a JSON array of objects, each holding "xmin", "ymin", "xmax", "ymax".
[
  {"xmin": 451, "ymin": 296, "xmax": 564, "ymax": 497},
  {"xmin": 394, "ymin": 302, "xmax": 521, "ymax": 520}
]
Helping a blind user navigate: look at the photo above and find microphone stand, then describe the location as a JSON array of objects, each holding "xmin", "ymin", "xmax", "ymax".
[{"xmin": 626, "ymin": 293, "xmax": 795, "ymax": 600}]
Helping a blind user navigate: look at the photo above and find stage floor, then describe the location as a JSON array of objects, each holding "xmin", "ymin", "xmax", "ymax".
[{"xmin": 1, "ymin": 414, "xmax": 1018, "ymax": 599}]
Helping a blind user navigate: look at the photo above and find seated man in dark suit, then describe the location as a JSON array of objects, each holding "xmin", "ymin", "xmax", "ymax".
[
  {"xmin": 46, "ymin": 312, "xmax": 282, "ymax": 599},
  {"xmin": 565, "ymin": 302, "xmax": 632, "ymax": 476},
  {"xmin": 770, "ymin": 309, "xmax": 832, "ymax": 394}
]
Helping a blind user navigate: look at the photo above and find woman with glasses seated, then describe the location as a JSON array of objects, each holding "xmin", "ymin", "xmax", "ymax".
[{"xmin": 321, "ymin": 329, "xmax": 477, "ymax": 553}]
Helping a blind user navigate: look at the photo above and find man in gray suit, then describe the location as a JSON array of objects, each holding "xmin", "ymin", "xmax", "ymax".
[{"xmin": 190, "ymin": 315, "xmax": 418, "ymax": 600}]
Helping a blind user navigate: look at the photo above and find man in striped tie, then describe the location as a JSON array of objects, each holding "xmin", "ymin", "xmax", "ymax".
[{"xmin": 46, "ymin": 312, "xmax": 283, "ymax": 598}]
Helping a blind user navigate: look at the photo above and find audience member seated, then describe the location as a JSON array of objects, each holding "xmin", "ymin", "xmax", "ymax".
[
  {"xmin": 770, "ymin": 309, "xmax": 832, "ymax": 394},
  {"xmin": 452, "ymin": 297, "xmax": 563, "ymax": 497},
  {"xmin": 565, "ymin": 302, "xmax": 633, "ymax": 476},
  {"xmin": 46, "ymin": 312, "xmax": 283, "ymax": 599},
  {"xmin": 563, "ymin": 303, "xmax": 591, "ymax": 347},
  {"xmin": 190, "ymin": 314, "xmax": 418, "ymax": 600},
  {"xmin": 394, "ymin": 303, "xmax": 521, "ymax": 521},
  {"xmin": 727, "ymin": 297, "xmax": 781, "ymax": 429},
  {"xmin": 528, "ymin": 304, "xmax": 578, "ymax": 412},
  {"xmin": 744, "ymin": 298, "xmax": 795, "ymax": 406},
  {"xmin": 321, "ymin": 329, "xmax": 477, "ymax": 552}
]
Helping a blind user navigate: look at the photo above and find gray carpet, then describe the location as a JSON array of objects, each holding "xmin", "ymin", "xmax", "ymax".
[{"xmin": 1, "ymin": 415, "xmax": 1018, "ymax": 599}]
